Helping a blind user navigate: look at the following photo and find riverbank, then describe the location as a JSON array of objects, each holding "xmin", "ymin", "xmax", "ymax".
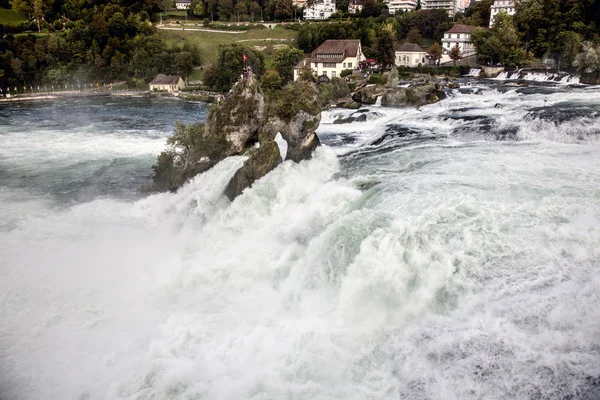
[{"xmin": 0, "ymin": 89, "xmax": 222, "ymax": 103}]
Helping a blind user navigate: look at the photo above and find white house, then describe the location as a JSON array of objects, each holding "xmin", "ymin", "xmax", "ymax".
[
  {"xmin": 293, "ymin": 40, "xmax": 363, "ymax": 81},
  {"xmin": 386, "ymin": 0, "xmax": 417, "ymax": 15},
  {"xmin": 348, "ymin": 1, "xmax": 363, "ymax": 14},
  {"xmin": 149, "ymin": 74, "xmax": 186, "ymax": 92},
  {"xmin": 303, "ymin": 0, "xmax": 336, "ymax": 20},
  {"xmin": 441, "ymin": 24, "xmax": 477, "ymax": 55},
  {"xmin": 421, "ymin": 0, "xmax": 457, "ymax": 16},
  {"xmin": 489, "ymin": 0, "xmax": 515, "ymax": 27},
  {"xmin": 395, "ymin": 43, "xmax": 428, "ymax": 67},
  {"xmin": 175, "ymin": 0, "xmax": 191, "ymax": 10}
]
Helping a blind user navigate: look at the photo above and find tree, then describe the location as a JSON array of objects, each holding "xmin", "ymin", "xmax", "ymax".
[
  {"xmin": 275, "ymin": 0, "xmax": 293, "ymax": 20},
  {"xmin": 234, "ymin": 1, "xmax": 247, "ymax": 21},
  {"xmin": 249, "ymin": 1, "xmax": 261, "ymax": 21},
  {"xmin": 210, "ymin": 43, "xmax": 264, "ymax": 91},
  {"xmin": 217, "ymin": 0, "xmax": 233, "ymax": 20},
  {"xmin": 272, "ymin": 46, "xmax": 304, "ymax": 83},
  {"xmin": 157, "ymin": 0, "xmax": 174, "ymax": 12},
  {"xmin": 188, "ymin": 0, "xmax": 205, "ymax": 17},
  {"xmin": 375, "ymin": 23, "xmax": 396, "ymax": 69},
  {"xmin": 406, "ymin": 27, "xmax": 421, "ymax": 43},
  {"xmin": 574, "ymin": 42, "xmax": 600, "ymax": 82},
  {"xmin": 555, "ymin": 31, "xmax": 582, "ymax": 70},
  {"xmin": 427, "ymin": 42, "xmax": 442, "ymax": 65},
  {"xmin": 449, "ymin": 44, "xmax": 461, "ymax": 65},
  {"xmin": 260, "ymin": 69, "xmax": 283, "ymax": 90},
  {"xmin": 32, "ymin": 0, "xmax": 46, "ymax": 33},
  {"xmin": 415, "ymin": 0, "xmax": 421, "ymax": 10}
]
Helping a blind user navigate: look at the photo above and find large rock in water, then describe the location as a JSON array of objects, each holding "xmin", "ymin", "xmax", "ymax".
[
  {"xmin": 153, "ymin": 76, "xmax": 322, "ymax": 199},
  {"xmin": 224, "ymin": 138, "xmax": 282, "ymax": 200},
  {"xmin": 224, "ymin": 79, "xmax": 322, "ymax": 200},
  {"xmin": 381, "ymin": 81, "xmax": 446, "ymax": 108}
]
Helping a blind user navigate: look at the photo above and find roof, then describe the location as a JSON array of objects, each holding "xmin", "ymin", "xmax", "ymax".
[
  {"xmin": 176, "ymin": 0, "xmax": 191, "ymax": 3},
  {"xmin": 446, "ymin": 24, "xmax": 478, "ymax": 34},
  {"xmin": 293, "ymin": 58, "xmax": 311, "ymax": 70},
  {"xmin": 311, "ymin": 40, "xmax": 361, "ymax": 63},
  {"xmin": 150, "ymin": 74, "xmax": 182, "ymax": 85},
  {"xmin": 396, "ymin": 43, "xmax": 425, "ymax": 53}
]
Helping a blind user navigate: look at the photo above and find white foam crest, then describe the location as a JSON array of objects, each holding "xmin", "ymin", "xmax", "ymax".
[{"xmin": 0, "ymin": 129, "xmax": 167, "ymax": 166}]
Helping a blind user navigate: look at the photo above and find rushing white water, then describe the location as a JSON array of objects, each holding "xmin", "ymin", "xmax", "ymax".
[
  {"xmin": 1, "ymin": 86, "xmax": 600, "ymax": 400},
  {"xmin": 466, "ymin": 68, "xmax": 481, "ymax": 77},
  {"xmin": 495, "ymin": 70, "xmax": 580, "ymax": 84}
]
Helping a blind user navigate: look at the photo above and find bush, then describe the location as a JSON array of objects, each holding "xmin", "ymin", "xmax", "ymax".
[
  {"xmin": 367, "ymin": 74, "xmax": 382, "ymax": 84},
  {"xmin": 340, "ymin": 69, "xmax": 353, "ymax": 77},
  {"xmin": 260, "ymin": 69, "xmax": 283, "ymax": 91}
]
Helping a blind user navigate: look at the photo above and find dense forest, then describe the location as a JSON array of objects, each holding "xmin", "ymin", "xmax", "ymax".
[{"xmin": 0, "ymin": 0, "xmax": 200, "ymax": 89}]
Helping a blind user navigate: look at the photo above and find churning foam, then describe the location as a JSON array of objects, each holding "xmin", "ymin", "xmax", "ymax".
[{"xmin": 1, "ymin": 87, "xmax": 600, "ymax": 399}]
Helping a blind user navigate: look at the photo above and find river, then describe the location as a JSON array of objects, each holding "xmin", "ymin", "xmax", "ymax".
[{"xmin": 1, "ymin": 80, "xmax": 599, "ymax": 399}]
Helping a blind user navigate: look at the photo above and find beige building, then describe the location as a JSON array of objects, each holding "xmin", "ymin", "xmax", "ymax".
[
  {"xmin": 149, "ymin": 74, "xmax": 186, "ymax": 92},
  {"xmin": 294, "ymin": 40, "xmax": 363, "ymax": 81},
  {"xmin": 395, "ymin": 43, "xmax": 428, "ymax": 67}
]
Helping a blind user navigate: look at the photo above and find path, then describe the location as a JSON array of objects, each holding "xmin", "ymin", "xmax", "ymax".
[{"xmin": 156, "ymin": 25, "xmax": 244, "ymax": 34}]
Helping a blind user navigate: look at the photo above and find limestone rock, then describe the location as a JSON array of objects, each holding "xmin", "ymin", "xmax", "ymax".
[
  {"xmin": 381, "ymin": 81, "xmax": 446, "ymax": 108},
  {"xmin": 224, "ymin": 139, "xmax": 282, "ymax": 200}
]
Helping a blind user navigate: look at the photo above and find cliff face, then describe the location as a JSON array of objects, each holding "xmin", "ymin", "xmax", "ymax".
[{"xmin": 153, "ymin": 76, "xmax": 322, "ymax": 200}]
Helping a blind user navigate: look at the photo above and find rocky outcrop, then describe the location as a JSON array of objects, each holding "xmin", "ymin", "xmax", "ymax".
[
  {"xmin": 153, "ymin": 76, "xmax": 322, "ymax": 200},
  {"xmin": 224, "ymin": 137, "xmax": 282, "ymax": 200},
  {"xmin": 351, "ymin": 85, "xmax": 385, "ymax": 104},
  {"xmin": 333, "ymin": 114, "xmax": 367, "ymax": 124},
  {"xmin": 381, "ymin": 81, "xmax": 446, "ymax": 108},
  {"xmin": 350, "ymin": 80, "xmax": 447, "ymax": 109}
]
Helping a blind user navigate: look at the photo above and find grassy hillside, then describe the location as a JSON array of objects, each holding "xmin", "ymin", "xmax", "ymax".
[
  {"xmin": 160, "ymin": 27, "xmax": 298, "ymax": 66},
  {"xmin": 0, "ymin": 8, "xmax": 27, "ymax": 24}
]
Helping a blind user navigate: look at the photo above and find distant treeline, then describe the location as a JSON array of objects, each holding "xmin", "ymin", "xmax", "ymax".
[{"xmin": 0, "ymin": 0, "xmax": 200, "ymax": 88}]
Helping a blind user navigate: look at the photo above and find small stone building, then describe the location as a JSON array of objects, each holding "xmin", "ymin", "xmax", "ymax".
[
  {"xmin": 149, "ymin": 74, "xmax": 186, "ymax": 92},
  {"xmin": 395, "ymin": 43, "xmax": 428, "ymax": 67}
]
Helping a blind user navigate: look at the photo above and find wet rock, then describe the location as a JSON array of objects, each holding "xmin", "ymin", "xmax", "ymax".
[
  {"xmin": 224, "ymin": 138, "xmax": 282, "ymax": 200},
  {"xmin": 446, "ymin": 82, "xmax": 460, "ymax": 89},
  {"xmin": 381, "ymin": 81, "xmax": 446, "ymax": 108}
]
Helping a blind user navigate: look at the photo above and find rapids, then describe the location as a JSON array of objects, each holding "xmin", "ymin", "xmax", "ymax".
[{"xmin": 1, "ymin": 82, "xmax": 599, "ymax": 400}]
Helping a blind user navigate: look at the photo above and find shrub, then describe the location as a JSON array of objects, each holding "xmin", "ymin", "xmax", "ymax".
[
  {"xmin": 367, "ymin": 74, "xmax": 382, "ymax": 84},
  {"xmin": 340, "ymin": 69, "xmax": 353, "ymax": 77},
  {"xmin": 260, "ymin": 69, "xmax": 283, "ymax": 91}
]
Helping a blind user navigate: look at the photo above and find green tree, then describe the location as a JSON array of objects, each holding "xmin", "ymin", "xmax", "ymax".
[
  {"xmin": 272, "ymin": 46, "xmax": 304, "ymax": 83},
  {"xmin": 274, "ymin": 0, "xmax": 293, "ymax": 20},
  {"xmin": 217, "ymin": 0, "xmax": 233, "ymax": 20},
  {"xmin": 427, "ymin": 42, "xmax": 442, "ymax": 65},
  {"xmin": 211, "ymin": 43, "xmax": 264, "ymax": 91},
  {"xmin": 249, "ymin": 1, "xmax": 261, "ymax": 21},
  {"xmin": 157, "ymin": 0, "xmax": 174, "ymax": 11},
  {"xmin": 260, "ymin": 69, "xmax": 283, "ymax": 90},
  {"xmin": 449, "ymin": 44, "xmax": 461, "ymax": 65},
  {"xmin": 234, "ymin": 1, "xmax": 247, "ymax": 21},
  {"xmin": 375, "ymin": 23, "xmax": 396, "ymax": 69},
  {"xmin": 188, "ymin": 0, "xmax": 205, "ymax": 16},
  {"xmin": 555, "ymin": 31, "xmax": 582, "ymax": 69},
  {"xmin": 406, "ymin": 27, "xmax": 421, "ymax": 43}
]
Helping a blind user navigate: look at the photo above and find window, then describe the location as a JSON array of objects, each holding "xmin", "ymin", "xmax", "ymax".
[
  {"xmin": 447, "ymin": 43, "xmax": 451, "ymax": 48},
  {"xmin": 322, "ymin": 71, "xmax": 327, "ymax": 77},
  {"xmin": 323, "ymin": 62, "xmax": 336, "ymax": 68},
  {"xmin": 332, "ymin": 71, "xmax": 336, "ymax": 78},
  {"xmin": 347, "ymin": 62, "xmax": 352, "ymax": 68},
  {"xmin": 457, "ymin": 34, "xmax": 461, "ymax": 38},
  {"xmin": 343, "ymin": 62, "xmax": 346, "ymax": 68}
]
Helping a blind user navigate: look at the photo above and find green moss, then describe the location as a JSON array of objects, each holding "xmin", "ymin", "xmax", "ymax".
[{"xmin": 266, "ymin": 80, "xmax": 321, "ymax": 123}]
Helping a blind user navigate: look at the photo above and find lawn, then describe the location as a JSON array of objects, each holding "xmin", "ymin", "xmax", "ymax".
[
  {"xmin": 160, "ymin": 26, "xmax": 298, "ymax": 67},
  {"xmin": 0, "ymin": 8, "xmax": 27, "ymax": 24}
]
